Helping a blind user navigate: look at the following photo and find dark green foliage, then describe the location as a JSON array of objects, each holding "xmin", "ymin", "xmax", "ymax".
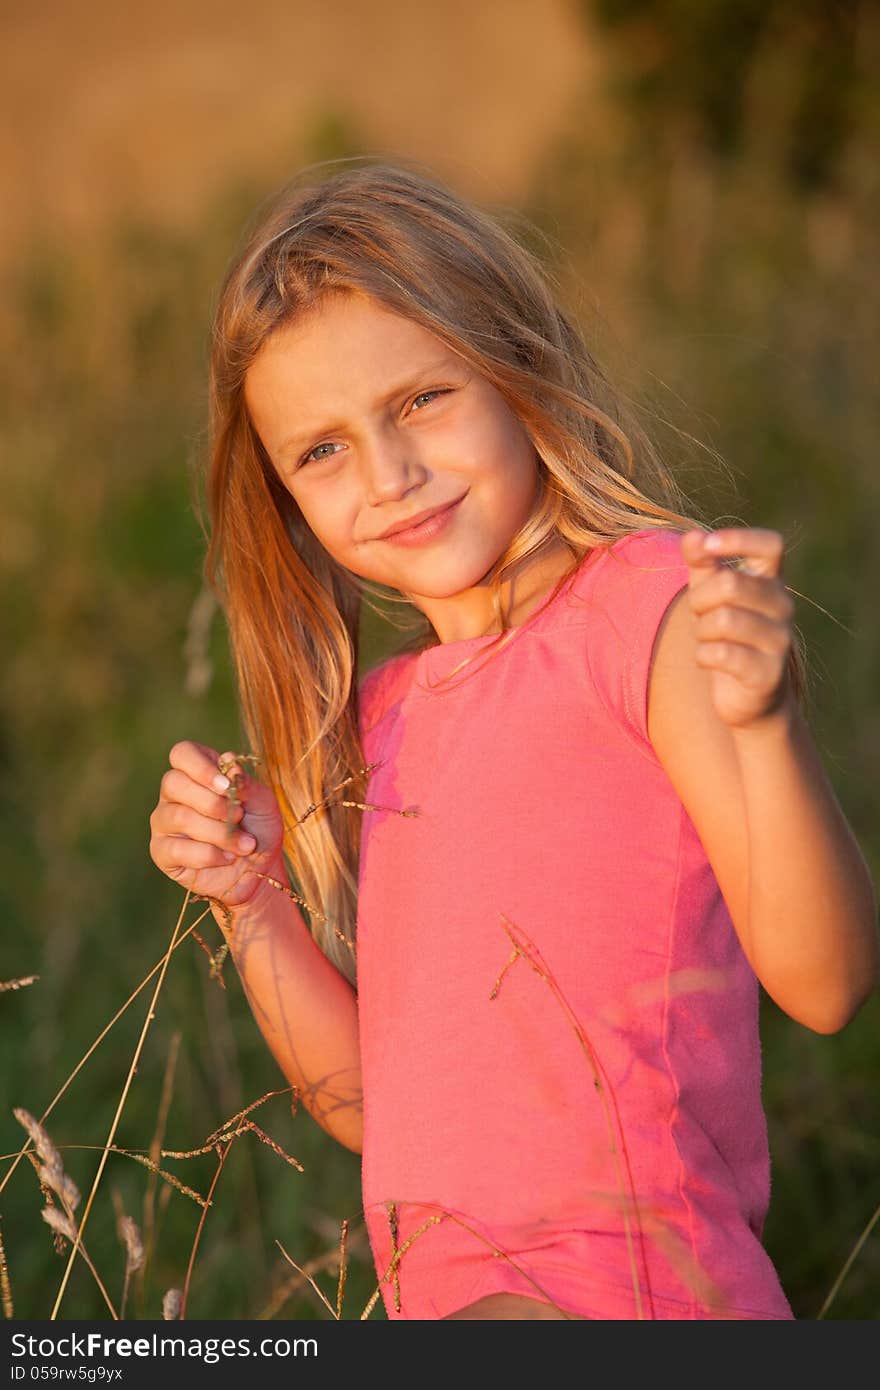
[{"xmin": 583, "ymin": 0, "xmax": 863, "ymax": 188}]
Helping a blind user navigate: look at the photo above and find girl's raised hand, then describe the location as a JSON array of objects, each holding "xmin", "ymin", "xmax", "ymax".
[
  {"xmin": 149, "ymin": 740, "xmax": 286, "ymax": 909},
  {"xmin": 679, "ymin": 527, "xmax": 797, "ymax": 732}
]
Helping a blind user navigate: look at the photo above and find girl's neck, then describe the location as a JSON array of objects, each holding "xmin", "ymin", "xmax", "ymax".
[{"xmin": 423, "ymin": 538, "xmax": 579, "ymax": 645}]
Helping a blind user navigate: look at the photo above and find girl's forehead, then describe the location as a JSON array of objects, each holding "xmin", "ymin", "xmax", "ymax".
[
  {"xmin": 250, "ymin": 301, "xmax": 465, "ymax": 393},
  {"xmin": 265, "ymin": 292, "xmax": 443, "ymax": 356}
]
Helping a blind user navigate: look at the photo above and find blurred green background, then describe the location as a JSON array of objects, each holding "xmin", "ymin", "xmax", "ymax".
[{"xmin": 1, "ymin": 0, "xmax": 877, "ymax": 1320}]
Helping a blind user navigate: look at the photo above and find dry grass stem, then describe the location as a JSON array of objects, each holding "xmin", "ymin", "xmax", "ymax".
[
  {"xmin": 336, "ymin": 1219, "xmax": 349, "ymax": 1320},
  {"xmin": 257, "ymin": 1222, "xmax": 367, "ymax": 1320},
  {"xmin": 493, "ymin": 911, "xmax": 647, "ymax": 1317},
  {"xmin": 208, "ymin": 943, "xmax": 229, "ymax": 984},
  {"xmin": 220, "ymin": 1123, "xmax": 304, "ymax": 1171},
  {"xmin": 142, "ymin": 1030, "xmax": 182, "ymax": 1309},
  {"xmin": 489, "ymin": 923, "xmax": 745, "ymax": 1317},
  {"xmin": 161, "ymin": 1130, "xmax": 302, "ymax": 1174},
  {"xmin": 0, "ymin": 1216, "xmax": 13, "ymax": 1319},
  {"xmin": 275, "ymin": 1240, "xmax": 338, "ymax": 1319},
  {"xmin": 817, "ymin": 1200, "xmax": 880, "ymax": 1319},
  {"xmin": 367, "ymin": 1201, "xmax": 589, "ymax": 1318},
  {"xmin": 386, "ymin": 1202, "xmax": 402, "ymax": 1312},
  {"xmin": 278, "ymin": 760, "xmax": 419, "ymax": 830},
  {"xmin": 179, "ymin": 1142, "xmax": 231, "ymax": 1320},
  {"xmin": 190, "ymin": 929, "xmax": 228, "ymax": 989},
  {"xmin": 359, "ymin": 1214, "xmax": 445, "ymax": 1320},
  {"xmin": 38, "ymin": 1210, "xmax": 119, "ymax": 1319},
  {"xmin": 47, "ymin": 1146, "xmax": 210, "ymax": 1208},
  {"xmin": 159, "ymin": 1090, "xmax": 304, "ymax": 1173},
  {"xmin": 488, "ymin": 946, "xmax": 522, "ymax": 999},
  {"xmin": 49, "ymin": 890, "xmax": 194, "ymax": 1320},
  {"xmin": 204, "ymin": 1088, "xmax": 297, "ymax": 1143},
  {"xmin": 121, "ymin": 1154, "xmax": 209, "ymax": 1206},
  {"xmin": 0, "ymin": 906, "xmax": 212, "ymax": 1204}
]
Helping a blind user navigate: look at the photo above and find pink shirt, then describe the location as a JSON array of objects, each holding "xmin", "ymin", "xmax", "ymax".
[{"xmin": 355, "ymin": 527, "xmax": 793, "ymax": 1320}]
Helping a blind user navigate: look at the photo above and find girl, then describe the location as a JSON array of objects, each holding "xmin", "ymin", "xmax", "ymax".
[{"xmin": 149, "ymin": 160, "xmax": 878, "ymax": 1321}]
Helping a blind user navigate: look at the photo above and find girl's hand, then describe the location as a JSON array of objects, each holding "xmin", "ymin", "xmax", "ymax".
[
  {"xmin": 679, "ymin": 527, "xmax": 797, "ymax": 732},
  {"xmin": 149, "ymin": 740, "xmax": 286, "ymax": 909}
]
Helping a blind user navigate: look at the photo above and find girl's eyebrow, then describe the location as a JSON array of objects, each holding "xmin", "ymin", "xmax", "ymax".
[{"xmin": 275, "ymin": 357, "xmax": 461, "ymax": 456}]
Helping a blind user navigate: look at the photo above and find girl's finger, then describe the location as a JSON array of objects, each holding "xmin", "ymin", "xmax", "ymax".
[
  {"xmin": 151, "ymin": 834, "xmax": 240, "ymax": 874},
  {"xmin": 153, "ymin": 802, "xmax": 257, "ymax": 855},
  {"xmin": 693, "ymin": 640, "xmax": 785, "ymax": 690},
  {"xmin": 169, "ymin": 740, "xmax": 231, "ymax": 793},
  {"xmin": 158, "ymin": 767, "xmax": 243, "ymax": 823},
  {"xmin": 696, "ymin": 527, "xmax": 785, "ymax": 577},
  {"xmin": 695, "ymin": 605, "xmax": 792, "ymax": 657},
  {"xmin": 687, "ymin": 567, "xmax": 794, "ymax": 621}
]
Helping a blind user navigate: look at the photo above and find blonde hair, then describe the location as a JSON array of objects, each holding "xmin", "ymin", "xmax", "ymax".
[{"xmin": 198, "ymin": 157, "xmax": 808, "ymax": 987}]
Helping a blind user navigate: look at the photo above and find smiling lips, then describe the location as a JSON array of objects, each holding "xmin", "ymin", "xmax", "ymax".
[{"xmin": 376, "ymin": 494, "xmax": 466, "ymax": 543}]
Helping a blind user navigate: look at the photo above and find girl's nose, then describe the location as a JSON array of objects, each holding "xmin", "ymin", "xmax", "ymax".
[{"xmin": 360, "ymin": 429, "xmax": 428, "ymax": 505}]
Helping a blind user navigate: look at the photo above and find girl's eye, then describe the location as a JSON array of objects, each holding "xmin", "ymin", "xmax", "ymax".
[
  {"xmin": 301, "ymin": 440, "xmax": 340, "ymax": 466},
  {"xmin": 411, "ymin": 388, "xmax": 450, "ymax": 410},
  {"xmin": 299, "ymin": 389, "xmax": 451, "ymax": 467}
]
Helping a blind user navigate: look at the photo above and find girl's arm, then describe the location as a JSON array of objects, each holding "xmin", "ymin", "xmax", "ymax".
[
  {"xmin": 210, "ymin": 881, "xmax": 363, "ymax": 1153},
  {"xmin": 727, "ymin": 701, "xmax": 878, "ymax": 1032},
  {"xmin": 648, "ymin": 528, "xmax": 879, "ymax": 1035},
  {"xmin": 151, "ymin": 739, "xmax": 364, "ymax": 1153}
]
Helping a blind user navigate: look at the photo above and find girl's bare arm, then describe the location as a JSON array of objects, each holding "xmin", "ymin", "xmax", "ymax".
[
  {"xmin": 150, "ymin": 739, "xmax": 363, "ymax": 1154},
  {"xmin": 210, "ymin": 884, "xmax": 363, "ymax": 1154},
  {"xmin": 648, "ymin": 535, "xmax": 879, "ymax": 1034}
]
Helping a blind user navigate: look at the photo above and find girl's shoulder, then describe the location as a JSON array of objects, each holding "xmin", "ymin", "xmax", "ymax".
[
  {"xmin": 574, "ymin": 525, "xmax": 690, "ymax": 609},
  {"xmin": 576, "ymin": 525, "xmax": 692, "ymax": 756},
  {"xmin": 592, "ymin": 525, "xmax": 689, "ymax": 579}
]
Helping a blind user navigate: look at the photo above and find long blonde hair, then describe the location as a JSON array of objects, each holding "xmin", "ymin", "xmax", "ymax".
[{"xmin": 198, "ymin": 157, "xmax": 807, "ymax": 987}]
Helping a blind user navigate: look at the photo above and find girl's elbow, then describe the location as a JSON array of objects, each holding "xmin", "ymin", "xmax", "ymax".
[
  {"xmin": 800, "ymin": 975, "xmax": 878, "ymax": 1035},
  {"xmin": 804, "ymin": 1008, "xmax": 854, "ymax": 1037}
]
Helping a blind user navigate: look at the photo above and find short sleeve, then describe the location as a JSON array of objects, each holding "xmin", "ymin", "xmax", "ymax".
[{"xmin": 584, "ymin": 528, "xmax": 691, "ymax": 755}]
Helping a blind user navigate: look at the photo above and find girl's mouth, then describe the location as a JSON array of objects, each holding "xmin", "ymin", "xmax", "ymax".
[{"xmin": 379, "ymin": 494, "xmax": 466, "ymax": 546}]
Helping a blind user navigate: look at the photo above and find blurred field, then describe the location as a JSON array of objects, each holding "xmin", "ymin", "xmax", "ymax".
[
  {"xmin": 1, "ymin": 1, "xmax": 878, "ymax": 1320},
  {"xmin": 0, "ymin": 0, "xmax": 590, "ymax": 256}
]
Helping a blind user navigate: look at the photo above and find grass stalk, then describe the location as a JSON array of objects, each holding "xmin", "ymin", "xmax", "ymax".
[
  {"xmin": 816, "ymin": 1201, "xmax": 880, "ymax": 1319},
  {"xmin": 0, "ymin": 904, "xmax": 211, "ymax": 1202},
  {"xmin": 275, "ymin": 1240, "xmax": 339, "ymax": 1319},
  {"xmin": 49, "ymin": 891, "xmax": 193, "ymax": 1319},
  {"xmin": 179, "ymin": 1141, "xmax": 231, "ymax": 1320}
]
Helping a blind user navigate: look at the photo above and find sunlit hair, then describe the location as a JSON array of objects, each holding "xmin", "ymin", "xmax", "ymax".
[{"xmin": 198, "ymin": 157, "xmax": 808, "ymax": 986}]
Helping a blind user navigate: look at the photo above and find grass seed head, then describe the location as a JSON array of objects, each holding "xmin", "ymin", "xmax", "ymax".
[
  {"xmin": 162, "ymin": 1288, "xmax": 182, "ymax": 1320},
  {"xmin": 41, "ymin": 1206, "xmax": 77, "ymax": 1243},
  {"xmin": 117, "ymin": 1213, "xmax": 145, "ymax": 1274},
  {"xmin": 13, "ymin": 1108, "xmax": 61, "ymax": 1172}
]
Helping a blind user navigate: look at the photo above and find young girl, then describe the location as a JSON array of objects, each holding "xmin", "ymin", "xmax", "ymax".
[{"xmin": 149, "ymin": 161, "xmax": 878, "ymax": 1321}]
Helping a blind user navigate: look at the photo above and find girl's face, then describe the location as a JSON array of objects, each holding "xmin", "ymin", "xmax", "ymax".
[{"xmin": 244, "ymin": 290, "xmax": 554, "ymax": 643}]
